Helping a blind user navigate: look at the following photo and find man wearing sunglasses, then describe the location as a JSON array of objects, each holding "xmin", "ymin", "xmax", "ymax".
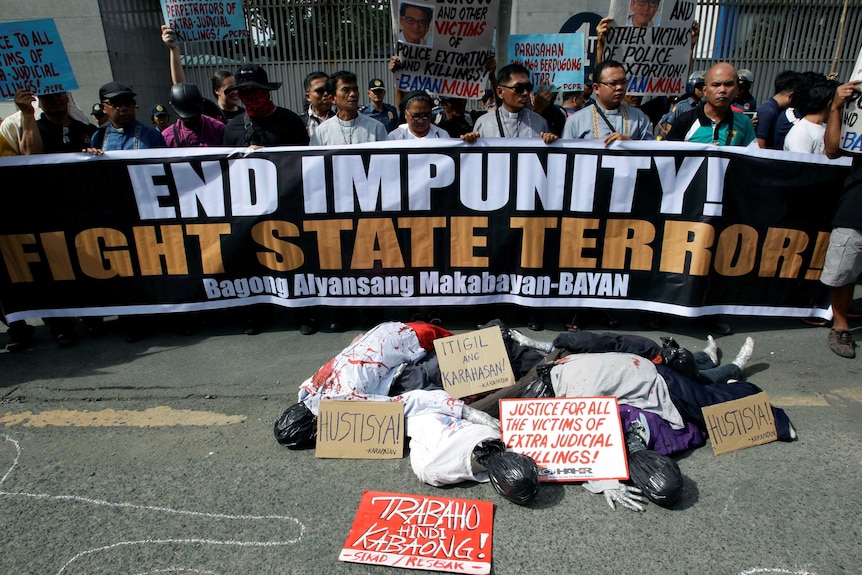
[
  {"xmin": 563, "ymin": 60, "xmax": 653, "ymax": 144},
  {"xmin": 473, "ymin": 63, "xmax": 559, "ymax": 144},
  {"xmin": 299, "ymin": 71, "xmax": 334, "ymax": 139},
  {"xmin": 89, "ymin": 82, "xmax": 166, "ymax": 151}
]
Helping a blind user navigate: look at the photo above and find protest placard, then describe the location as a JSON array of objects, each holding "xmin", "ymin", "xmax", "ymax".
[
  {"xmin": 340, "ymin": 490, "xmax": 493, "ymax": 574},
  {"xmin": 315, "ymin": 400, "xmax": 404, "ymax": 459},
  {"xmin": 0, "ymin": 19, "xmax": 77, "ymax": 99},
  {"xmin": 392, "ymin": 0, "xmax": 498, "ymax": 99},
  {"xmin": 839, "ymin": 45, "xmax": 862, "ymax": 153},
  {"xmin": 500, "ymin": 397, "xmax": 628, "ymax": 482},
  {"xmin": 603, "ymin": 0, "xmax": 695, "ymax": 95},
  {"xmin": 159, "ymin": 0, "xmax": 248, "ymax": 43},
  {"xmin": 701, "ymin": 392, "xmax": 778, "ymax": 456},
  {"xmin": 508, "ymin": 33, "xmax": 585, "ymax": 92},
  {"xmin": 433, "ymin": 327, "xmax": 515, "ymax": 399}
]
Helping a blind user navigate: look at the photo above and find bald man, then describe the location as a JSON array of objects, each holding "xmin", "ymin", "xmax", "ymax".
[{"xmin": 666, "ymin": 62, "xmax": 755, "ymax": 147}]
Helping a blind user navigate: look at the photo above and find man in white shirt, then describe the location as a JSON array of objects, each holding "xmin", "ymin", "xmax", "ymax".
[
  {"xmin": 563, "ymin": 59, "xmax": 654, "ymax": 144},
  {"xmin": 311, "ymin": 71, "xmax": 388, "ymax": 146},
  {"xmin": 784, "ymin": 81, "xmax": 837, "ymax": 155},
  {"xmin": 473, "ymin": 63, "xmax": 559, "ymax": 144}
]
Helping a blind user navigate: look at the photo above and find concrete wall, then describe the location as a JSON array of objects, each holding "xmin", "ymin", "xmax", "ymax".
[{"xmin": 0, "ymin": 0, "xmax": 112, "ymax": 120}]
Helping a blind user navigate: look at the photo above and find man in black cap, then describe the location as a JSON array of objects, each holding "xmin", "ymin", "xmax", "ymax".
[
  {"xmin": 151, "ymin": 104, "xmax": 171, "ymax": 131},
  {"xmin": 163, "ymin": 83, "xmax": 225, "ymax": 148},
  {"xmin": 89, "ymin": 81, "xmax": 166, "ymax": 151},
  {"xmin": 359, "ymin": 78, "xmax": 399, "ymax": 132},
  {"xmin": 222, "ymin": 63, "xmax": 308, "ymax": 148},
  {"xmin": 221, "ymin": 64, "xmax": 310, "ymax": 336}
]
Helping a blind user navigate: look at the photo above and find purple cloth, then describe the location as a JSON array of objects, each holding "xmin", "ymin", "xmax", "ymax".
[
  {"xmin": 620, "ymin": 404, "xmax": 706, "ymax": 456},
  {"xmin": 163, "ymin": 114, "xmax": 226, "ymax": 147}
]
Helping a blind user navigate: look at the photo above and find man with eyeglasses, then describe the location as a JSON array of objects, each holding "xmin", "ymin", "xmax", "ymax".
[
  {"xmin": 299, "ymin": 71, "xmax": 334, "ymax": 139},
  {"xmin": 360, "ymin": 79, "xmax": 399, "ymax": 133},
  {"xmin": 627, "ymin": 0, "xmax": 661, "ymax": 27},
  {"xmin": 473, "ymin": 63, "xmax": 559, "ymax": 144},
  {"xmin": 89, "ymin": 82, "xmax": 166, "ymax": 151},
  {"xmin": 563, "ymin": 60, "xmax": 653, "ymax": 143},
  {"xmin": 398, "ymin": 2, "xmax": 433, "ymax": 46}
]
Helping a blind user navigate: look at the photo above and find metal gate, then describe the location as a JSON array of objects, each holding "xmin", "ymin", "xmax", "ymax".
[{"xmin": 178, "ymin": 0, "xmax": 395, "ymax": 113}]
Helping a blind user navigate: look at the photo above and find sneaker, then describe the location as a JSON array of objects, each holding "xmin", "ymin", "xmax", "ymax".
[
  {"xmin": 700, "ymin": 315, "xmax": 732, "ymax": 335},
  {"xmin": 5, "ymin": 323, "xmax": 35, "ymax": 352},
  {"xmin": 299, "ymin": 318, "xmax": 318, "ymax": 336},
  {"xmin": 828, "ymin": 329, "xmax": 856, "ymax": 358}
]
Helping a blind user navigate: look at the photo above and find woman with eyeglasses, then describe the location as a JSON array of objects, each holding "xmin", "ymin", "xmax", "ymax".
[{"xmin": 389, "ymin": 91, "xmax": 451, "ymax": 140}]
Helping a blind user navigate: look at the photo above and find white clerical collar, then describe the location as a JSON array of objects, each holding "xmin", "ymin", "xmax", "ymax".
[
  {"xmin": 597, "ymin": 102, "xmax": 622, "ymax": 115},
  {"xmin": 500, "ymin": 108, "xmax": 523, "ymax": 119}
]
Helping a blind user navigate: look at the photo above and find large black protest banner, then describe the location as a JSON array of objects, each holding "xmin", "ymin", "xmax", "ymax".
[{"xmin": 0, "ymin": 141, "xmax": 850, "ymax": 322}]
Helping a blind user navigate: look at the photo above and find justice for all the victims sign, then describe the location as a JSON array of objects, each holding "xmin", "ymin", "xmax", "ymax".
[{"xmin": 500, "ymin": 397, "xmax": 628, "ymax": 482}]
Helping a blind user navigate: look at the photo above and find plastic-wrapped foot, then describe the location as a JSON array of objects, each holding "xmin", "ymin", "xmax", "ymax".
[
  {"xmin": 274, "ymin": 402, "xmax": 318, "ymax": 449},
  {"xmin": 732, "ymin": 336, "xmax": 754, "ymax": 369},
  {"xmin": 509, "ymin": 328, "xmax": 553, "ymax": 353},
  {"xmin": 604, "ymin": 484, "xmax": 647, "ymax": 512},
  {"xmin": 703, "ymin": 334, "xmax": 719, "ymax": 365}
]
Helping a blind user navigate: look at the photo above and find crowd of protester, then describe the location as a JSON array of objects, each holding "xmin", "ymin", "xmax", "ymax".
[{"xmin": 0, "ymin": 22, "xmax": 859, "ymax": 360}]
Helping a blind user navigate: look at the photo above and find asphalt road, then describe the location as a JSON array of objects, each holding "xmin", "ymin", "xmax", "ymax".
[{"xmin": 1, "ymin": 300, "xmax": 861, "ymax": 575}]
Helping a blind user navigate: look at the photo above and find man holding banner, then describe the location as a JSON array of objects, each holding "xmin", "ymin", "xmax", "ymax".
[
  {"xmin": 822, "ymin": 80, "xmax": 862, "ymax": 359},
  {"xmin": 562, "ymin": 60, "xmax": 653, "ymax": 144}
]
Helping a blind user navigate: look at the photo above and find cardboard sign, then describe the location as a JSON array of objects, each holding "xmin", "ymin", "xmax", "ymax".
[
  {"xmin": 0, "ymin": 19, "xmax": 78, "ymax": 99},
  {"xmin": 840, "ymin": 45, "xmax": 862, "ymax": 154},
  {"xmin": 499, "ymin": 397, "xmax": 628, "ymax": 482},
  {"xmin": 159, "ymin": 0, "xmax": 248, "ymax": 43},
  {"xmin": 701, "ymin": 392, "xmax": 778, "ymax": 455},
  {"xmin": 603, "ymin": 0, "xmax": 696, "ymax": 95},
  {"xmin": 433, "ymin": 327, "xmax": 515, "ymax": 399},
  {"xmin": 392, "ymin": 0, "xmax": 499, "ymax": 99},
  {"xmin": 508, "ymin": 33, "xmax": 585, "ymax": 92},
  {"xmin": 315, "ymin": 400, "xmax": 404, "ymax": 459},
  {"xmin": 340, "ymin": 490, "xmax": 494, "ymax": 574}
]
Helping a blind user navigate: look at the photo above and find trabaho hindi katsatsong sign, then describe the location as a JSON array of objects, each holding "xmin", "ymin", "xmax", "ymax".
[
  {"xmin": 508, "ymin": 33, "xmax": 585, "ymax": 92},
  {"xmin": 604, "ymin": 0, "xmax": 696, "ymax": 95},
  {"xmin": 340, "ymin": 490, "xmax": 494, "ymax": 574},
  {"xmin": 159, "ymin": 0, "xmax": 248, "ymax": 43},
  {"xmin": 0, "ymin": 19, "xmax": 78, "ymax": 99},
  {"xmin": 500, "ymin": 397, "xmax": 628, "ymax": 481},
  {"xmin": 392, "ymin": 0, "xmax": 499, "ymax": 99}
]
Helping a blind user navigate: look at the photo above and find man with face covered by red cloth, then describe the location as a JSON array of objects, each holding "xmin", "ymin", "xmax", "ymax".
[{"xmin": 222, "ymin": 63, "xmax": 309, "ymax": 148}]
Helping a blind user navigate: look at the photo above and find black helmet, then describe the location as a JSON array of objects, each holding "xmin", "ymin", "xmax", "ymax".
[{"xmin": 169, "ymin": 83, "xmax": 204, "ymax": 119}]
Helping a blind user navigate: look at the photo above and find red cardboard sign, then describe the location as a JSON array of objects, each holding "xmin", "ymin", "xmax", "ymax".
[
  {"xmin": 500, "ymin": 397, "xmax": 629, "ymax": 482},
  {"xmin": 340, "ymin": 490, "xmax": 494, "ymax": 574}
]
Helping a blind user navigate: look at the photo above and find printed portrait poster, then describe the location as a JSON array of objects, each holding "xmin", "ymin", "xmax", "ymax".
[
  {"xmin": 391, "ymin": 0, "xmax": 499, "ymax": 99},
  {"xmin": 500, "ymin": 397, "xmax": 628, "ymax": 482},
  {"xmin": 340, "ymin": 490, "xmax": 494, "ymax": 574},
  {"xmin": 159, "ymin": 0, "xmax": 248, "ymax": 43},
  {"xmin": 507, "ymin": 33, "xmax": 585, "ymax": 92},
  {"xmin": 0, "ymin": 19, "xmax": 78, "ymax": 99},
  {"xmin": 604, "ymin": 0, "xmax": 696, "ymax": 95},
  {"xmin": 839, "ymin": 45, "xmax": 862, "ymax": 154}
]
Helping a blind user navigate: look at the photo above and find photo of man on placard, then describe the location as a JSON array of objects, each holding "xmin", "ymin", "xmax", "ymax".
[
  {"xmin": 398, "ymin": 1, "xmax": 433, "ymax": 46},
  {"xmin": 610, "ymin": 0, "xmax": 662, "ymax": 27}
]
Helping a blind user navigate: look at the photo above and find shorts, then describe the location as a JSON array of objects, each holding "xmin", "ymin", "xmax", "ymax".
[{"xmin": 820, "ymin": 227, "xmax": 862, "ymax": 287}]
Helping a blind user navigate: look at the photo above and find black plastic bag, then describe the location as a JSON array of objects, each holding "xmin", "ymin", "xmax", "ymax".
[
  {"xmin": 474, "ymin": 439, "xmax": 539, "ymax": 505},
  {"xmin": 625, "ymin": 428, "xmax": 683, "ymax": 507},
  {"xmin": 274, "ymin": 402, "xmax": 317, "ymax": 449},
  {"xmin": 521, "ymin": 363, "xmax": 555, "ymax": 398},
  {"xmin": 660, "ymin": 336, "xmax": 698, "ymax": 379}
]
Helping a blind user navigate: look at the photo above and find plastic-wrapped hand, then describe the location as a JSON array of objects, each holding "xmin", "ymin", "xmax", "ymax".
[
  {"xmin": 462, "ymin": 405, "xmax": 501, "ymax": 431},
  {"xmin": 603, "ymin": 484, "xmax": 647, "ymax": 512}
]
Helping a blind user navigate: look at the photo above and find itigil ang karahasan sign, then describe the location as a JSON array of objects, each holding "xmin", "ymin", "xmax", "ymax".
[
  {"xmin": 0, "ymin": 139, "xmax": 852, "ymax": 322},
  {"xmin": 340, "ymin": 490, "xmax": 494, "ymax": 574}
]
